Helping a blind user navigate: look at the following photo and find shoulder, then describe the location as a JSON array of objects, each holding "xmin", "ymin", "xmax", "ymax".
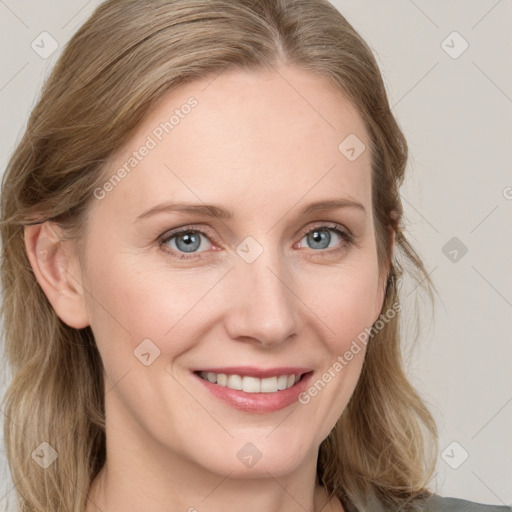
[
  {"xmin": 347, "ymin": 492, "xmax": 512, "ymax": 512},
  {"xmin": 422, "ymin": 494, "xmax": 512, "ymax": 512}
]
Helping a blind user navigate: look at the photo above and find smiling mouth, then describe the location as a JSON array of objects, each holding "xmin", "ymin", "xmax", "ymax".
[{"xmin": 195, "ymin": 371, "xmax": 309, "ymax": 393}]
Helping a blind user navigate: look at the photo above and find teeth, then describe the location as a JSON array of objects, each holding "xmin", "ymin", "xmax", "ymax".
[
  {"xmin": 277, "ymin": 375, "xmax": 288, "ymax": 390},
  {"xmin": 242, "ymin": 376, "xmax": 260, "ymax": 393},
  {"xmin": 261, "ymin": 376, "xmax": 277, "ymax": 393},
  {"xmin": 227, "ymin": 374, "xmax": 242, "ymax": 390},
  {"xmin": 198, "ymin": 372, "xmax": 302, "ymax": 393}
]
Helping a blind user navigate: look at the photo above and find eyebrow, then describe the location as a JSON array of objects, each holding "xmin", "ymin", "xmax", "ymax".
[{"xmin": 135, "ymin": 198, "xmax": 366, "ymax": 222}]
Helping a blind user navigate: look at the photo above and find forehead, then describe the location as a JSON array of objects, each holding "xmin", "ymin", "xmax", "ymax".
[{"xmin": 93, "ymin": 65, "xmax": 372, "ymax": 221}]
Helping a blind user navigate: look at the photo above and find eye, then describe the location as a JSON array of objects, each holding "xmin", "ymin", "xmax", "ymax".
[
  {"xmin": 160, "ymin": 226, "xmax": 213, "ymax": 260},
  {"xmin": 296, "ymin": 223, "xmax": 354, "ymax": 257},
  {"xmin": 159, "ymin": 222, "xmax": 354, "ymax": 260}
]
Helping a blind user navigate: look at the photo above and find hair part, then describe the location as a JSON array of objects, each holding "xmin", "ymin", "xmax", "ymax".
[{"xmin": 1, "ymin": 1, "xmax": 437, "ymax": 510}]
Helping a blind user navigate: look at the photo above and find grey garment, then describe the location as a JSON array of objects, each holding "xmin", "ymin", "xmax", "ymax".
[
  {"xmin": 340, "ymin": 492, "xmax": 512, "ymax": 512},
  {"xmin": 424, "ymin": 496, "xmax": 512, "ymax": 512}
]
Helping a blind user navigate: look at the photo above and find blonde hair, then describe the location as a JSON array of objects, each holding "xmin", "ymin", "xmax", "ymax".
[{"xmin": 0, "ymin": 0, "xmax": 438, "ymax": 510}]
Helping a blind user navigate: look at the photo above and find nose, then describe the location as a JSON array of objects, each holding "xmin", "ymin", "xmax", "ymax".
[{"xmin": 224, "ymin": 250, "xmax": 300, "ymax": 348}]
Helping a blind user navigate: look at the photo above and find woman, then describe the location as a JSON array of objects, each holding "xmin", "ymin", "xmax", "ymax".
[{"xmin": 0, "ymin": 1, "xmax": 509, "ymax": 511}]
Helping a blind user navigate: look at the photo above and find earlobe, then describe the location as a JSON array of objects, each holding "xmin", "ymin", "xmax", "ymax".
[{"xmin": 24, "ymin": 221, "xmax": 90, "ymax": 329}]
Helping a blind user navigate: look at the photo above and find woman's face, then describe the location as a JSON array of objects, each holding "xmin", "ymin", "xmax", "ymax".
[{"xmin": 75, "ymin": 65, "xmax": 388, "ymax": 477}]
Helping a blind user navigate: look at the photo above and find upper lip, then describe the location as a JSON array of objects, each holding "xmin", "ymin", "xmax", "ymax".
[{"xmin": 193, "ymin": 366, "xmax": 313, "ymax": 378}]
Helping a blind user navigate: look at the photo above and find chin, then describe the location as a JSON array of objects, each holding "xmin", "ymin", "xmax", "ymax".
[{"xmin": 188, "ymin": 435, "xmax": 313, "ymax": 478}]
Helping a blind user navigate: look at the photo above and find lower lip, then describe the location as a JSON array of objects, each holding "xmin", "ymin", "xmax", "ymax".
[{"xmin": 193, "ymin": 372, "xmax": 314, "ymax": 413}]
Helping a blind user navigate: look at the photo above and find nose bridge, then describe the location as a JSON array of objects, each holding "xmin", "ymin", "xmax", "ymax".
[{"xmin": 226, "ymin": 240, "xmax": 299, "ymax": 345}]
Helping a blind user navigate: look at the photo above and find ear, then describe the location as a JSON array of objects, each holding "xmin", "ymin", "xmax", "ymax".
[
  {"xmin": 24, "ymin": 221, "xmax": 90, "ymax": 329},
  {"xmin": 374, "ymin": 225, "xmax": 396, "ymax": 318},
  {"xmin": 387, "ymin": 225, "xmax": 396, "ymax": 270}
]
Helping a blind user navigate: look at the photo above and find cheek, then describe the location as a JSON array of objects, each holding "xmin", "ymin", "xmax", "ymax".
[
  {"xmin": 82, "ymin": 250, "xmax": 225, "ymax": 370},
  {"xmin": 293, "ymin": 259, "xmax": 380, "ymax": 415},
  {"xmin": 83, "ymin": 233, "xmax": 382, "ymax": 373},
  {"xmin": 303, "ymin": 259, "xmax": 382, "ymax": 351},
  {"xmin": 80, "ymin": 238, "xmax": 382, "ymax": 463}
]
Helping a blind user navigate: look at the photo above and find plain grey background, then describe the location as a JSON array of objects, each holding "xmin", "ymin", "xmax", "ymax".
[{"xmin": 0, "ymin": 0, "xmax": 511, "ymax": 510}]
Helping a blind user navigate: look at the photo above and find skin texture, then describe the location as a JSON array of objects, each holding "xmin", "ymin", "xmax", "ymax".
[{"xmin": 25, "ymin": 65, "xmax": 392, "ymax": 512}]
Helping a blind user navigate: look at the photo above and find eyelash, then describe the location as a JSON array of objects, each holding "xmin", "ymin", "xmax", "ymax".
[{"xmin": 158, "ymin": 222, "xmax": 354, "ymax": 261}]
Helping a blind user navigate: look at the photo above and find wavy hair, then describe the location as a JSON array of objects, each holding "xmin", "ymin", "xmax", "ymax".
[{"xmin": 1, "ymin": 0, "xmax": 438, "ymax": 510}]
